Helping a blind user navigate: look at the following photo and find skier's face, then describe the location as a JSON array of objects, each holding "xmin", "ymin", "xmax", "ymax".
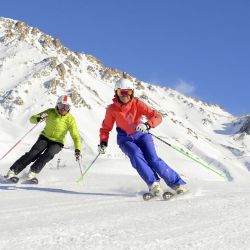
[
  {"xmin": 58, "ymin": 108, "xmax": 68, "ymax": 115},
  {"xmin": 116, "ymin": 89, "xmax": 133, "ymax": 104},
  {"xmin": 119, "ymin": 95, "xmax": 131, "ymax": 104},
  {"xmin": 57, "ymin": 104, "xmax": 70, "ymax": 115}
]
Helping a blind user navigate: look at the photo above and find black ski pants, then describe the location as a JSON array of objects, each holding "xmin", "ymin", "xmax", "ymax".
[{"xmin": 10, "ymin": 135, "xmax": 63, "ymax": 174}]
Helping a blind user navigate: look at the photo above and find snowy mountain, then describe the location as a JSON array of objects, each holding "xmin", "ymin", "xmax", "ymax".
[{"xmin": 1, "ymin": 17, "xmax": 250, "ymax": 250}]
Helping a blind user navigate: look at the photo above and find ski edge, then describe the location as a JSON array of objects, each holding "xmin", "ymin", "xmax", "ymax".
[{"xmin": 21, "ymin": 178, "xmax": 39, "ymax": 184}]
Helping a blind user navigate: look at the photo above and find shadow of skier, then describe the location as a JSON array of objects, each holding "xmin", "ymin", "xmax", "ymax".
[{"xmin": 0, "ymin": 185, "xmax": 135, "ymax": 198}]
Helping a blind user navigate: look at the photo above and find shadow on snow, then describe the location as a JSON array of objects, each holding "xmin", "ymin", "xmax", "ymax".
[{"xmin": 0, "ymin": 185, "xmax": 135, "ymax": 198}]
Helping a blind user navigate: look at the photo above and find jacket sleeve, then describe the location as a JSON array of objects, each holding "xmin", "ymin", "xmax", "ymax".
[
  {"xmin": 100, "ymin": 105, "xmax": 115, "ymax": 143},
  {"xmin": 29, "ymin": 109, "xmax": 49, "ymax": 124},
  {"xmin": 68, "ymin": 117, "xmax": 81, "ymax": 151},
  {"xmin": 137, "ymin": 99, "xmax": 162, "ymax": 128}
]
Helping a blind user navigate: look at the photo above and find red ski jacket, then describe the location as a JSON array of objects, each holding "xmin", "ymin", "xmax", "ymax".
[{"xmin": 100, "ymin": 97, "xmax": 162, "ymax": 143}]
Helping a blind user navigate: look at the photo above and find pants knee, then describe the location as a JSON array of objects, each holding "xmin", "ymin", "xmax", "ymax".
[
  {"xmin": 148, "ymin": 158, "xmax": 167, "ymax": 175},
  {"xmin": 129, "ymin": 150, "xmax": 144, "ymax": 161},
  {"xmin": 23, "ymin": 149, "xmax": 40, "ymax": 162},
  {"xmin": 46, "ymin": 146, "xmax": 61, "ymax": 160},
  {"xmin": 46, "ymin": 150, "xmax": 58, "ymax": 161}
]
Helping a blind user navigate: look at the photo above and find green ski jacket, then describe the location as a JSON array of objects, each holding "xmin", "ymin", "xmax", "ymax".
[{"xmin": 30, "ymin": 108, "xmax": 81, "ymax": 150}]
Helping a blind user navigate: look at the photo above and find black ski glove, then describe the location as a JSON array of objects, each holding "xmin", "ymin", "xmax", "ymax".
[
  {"xmin": 37, "ymin": 113, "xmax": 48, "ymax": 123},
  {"xmin": 98, "ymin": 141, "xmax": 107, "ymax": 154},
  {"xmin": 75, "ymin": 149, "xmax": 81, "ymax": 161}
]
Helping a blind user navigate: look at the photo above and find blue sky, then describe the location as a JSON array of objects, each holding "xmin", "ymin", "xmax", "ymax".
[{"xmin": 1, "ymin": 0, "xmax": 250, "ymax": 115}]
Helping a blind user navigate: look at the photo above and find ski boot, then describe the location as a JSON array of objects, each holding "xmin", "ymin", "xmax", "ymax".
[
  {"xmin": 143, "ymin": 182, "xmax": 164, "ymax": 201},
  {"xmin": 174, "ymin": 185, "xmax": 188, "ymax": 194},
  {"xmin": 150, "ymin": 182, "xmax": 164, "ymax": 196},
  {"xmin": 4, "ymin": 169, "xmax": 19, "ymax": 183},
  {"xmin": 26, "ymin": 170, "xmax": 39, "ymax": 184}
]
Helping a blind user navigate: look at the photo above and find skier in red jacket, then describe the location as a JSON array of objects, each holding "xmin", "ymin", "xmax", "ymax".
[{"xmin": 98, "ymin": 77, "xmax": 187, "ymax": 196}]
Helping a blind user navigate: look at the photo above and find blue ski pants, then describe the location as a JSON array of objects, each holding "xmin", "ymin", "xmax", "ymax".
[{"xmin": 117, "ymin": 128, "xmax": 186, "ymax": 188}]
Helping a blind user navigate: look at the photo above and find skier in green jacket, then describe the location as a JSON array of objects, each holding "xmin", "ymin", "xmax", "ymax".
[{"xmin": 5, "ymin": 95, "xmax": 81, "ymax": 182}]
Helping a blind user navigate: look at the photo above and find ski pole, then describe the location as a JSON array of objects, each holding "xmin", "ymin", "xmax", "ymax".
[
  {"xmin": 76, "ymin": 153, "xmax": 100, "ymax": 183},
  {"xmin": 76, "ymin": 154, "xmax": 84, "ymax": 176},
  {"xmin": 0, "ymin": 123, "xmax": 40, "ymax": 161},
  {"xmin": 150, "ymin": 132, "xmax": 227, "ymax": 179}
]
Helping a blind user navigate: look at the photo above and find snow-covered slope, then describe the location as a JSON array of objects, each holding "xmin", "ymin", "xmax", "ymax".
[
  {"xmin": 0, "ymin": 152, "xmax": 250, "ymax": 250},
  {"xmin": 0, "ymin": 17, "xmax": 250, "ymax": 250}
]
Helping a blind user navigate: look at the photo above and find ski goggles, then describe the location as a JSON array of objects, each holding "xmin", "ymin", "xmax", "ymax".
[
  {"xmin": 116, "ymin": 89, "xmax": 133, "ymax": 97},
  {"xmin": 57, "ymin": 103, "xmax": 70, "ymax": 111}
]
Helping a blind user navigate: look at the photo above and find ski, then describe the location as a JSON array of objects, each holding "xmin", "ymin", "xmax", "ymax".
[
  {"xmin": 1, "ymin": 174, "xmax": 40, "ymax": 185},
  {"xmin": 142, "ymin": 191, "xmax": 175, "ymax": 201},
  {"xmin": 4, "ymin": 176, "xmax": 19, "ymax": 184},
  {"xmin": 143, "ymin": 192, "xmax": 155, "ymax": 201},
  {"xmin": 162, "ymin": 191, "xmax": 175, "ymax": 200},
  {"xmin": 22, "ymin": 177, "xmax": 39, "ymax": 184}
]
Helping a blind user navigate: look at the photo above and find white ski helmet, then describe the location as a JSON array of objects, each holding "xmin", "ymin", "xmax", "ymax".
[
  {"xmin": 56, "ymin": 95, "xmax": 71, "ymax": 109},
  {"xmin": 114, "ymin": 78, "xmax": 134, "ymax": 90}
]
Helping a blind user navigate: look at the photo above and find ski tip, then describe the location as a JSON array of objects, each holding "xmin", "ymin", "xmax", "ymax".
[
  {"xmin": 162, "ymin": 191, "xmax": 174, "ymax": 200},
  {"xmin": 143, "ymin": 192, "xmax": 154, "ymax": 201}
]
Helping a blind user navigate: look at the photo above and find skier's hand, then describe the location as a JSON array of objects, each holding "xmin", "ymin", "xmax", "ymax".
[
  {"xmin": 75, "ymin": 149, "xmax": 81, "ymax": 161},
  {"xmin": 136, "ymin": 123, "xmax": 150, "ymax": 133},
  {"xmin": 37, "ymin": 113, "xmax": 48, "ymax": 123},
  {"xmin": 98, "ymin": 142, "xmax": 107, "ymax": 154}
]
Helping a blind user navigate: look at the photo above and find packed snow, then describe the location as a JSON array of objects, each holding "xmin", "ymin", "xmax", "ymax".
[{"xmin": 1, "ymin": 126, "xmax": 250, "ymax": 250}]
